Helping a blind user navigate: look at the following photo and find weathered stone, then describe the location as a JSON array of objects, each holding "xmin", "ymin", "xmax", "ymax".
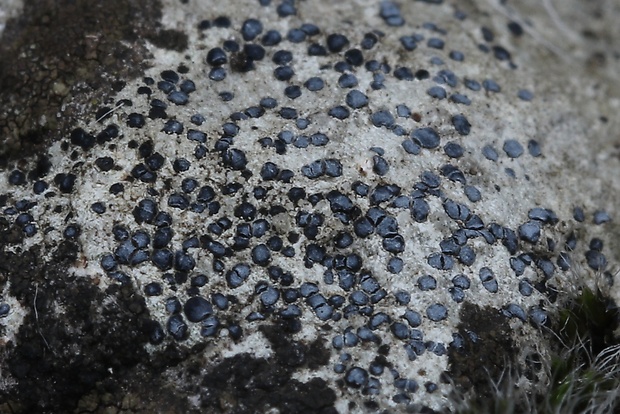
[{"xmin": 1, "ymin": 0, "xmax": 620, "ymax": 413}]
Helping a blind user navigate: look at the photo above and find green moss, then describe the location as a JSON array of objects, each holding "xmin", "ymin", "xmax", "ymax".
[
  {"xmin": 544, "ymin": 285, "xmax": 620, "ymax": 413},
  {"xmin": 453, "ymin": 285, "xmax": 620, "ymax": 414},
  {"xmin": 558, "ymin": 285, "xmax": 618, "ymax": 357}
]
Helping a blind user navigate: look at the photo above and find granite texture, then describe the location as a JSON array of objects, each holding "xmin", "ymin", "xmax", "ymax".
[{"xmin": 0, "ymin": 0, "xmax": 619, "ymax": 412}]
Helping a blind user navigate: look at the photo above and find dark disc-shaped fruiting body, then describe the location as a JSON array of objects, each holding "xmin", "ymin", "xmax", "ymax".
[{"xmin": 183, "ymin": 297, "xmax": 213, "ymax": 322}]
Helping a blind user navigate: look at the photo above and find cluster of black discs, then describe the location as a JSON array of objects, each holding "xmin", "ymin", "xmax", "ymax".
[{"xmin": 1, "ymin": 0, "xmax": 614, "ymax": 409}]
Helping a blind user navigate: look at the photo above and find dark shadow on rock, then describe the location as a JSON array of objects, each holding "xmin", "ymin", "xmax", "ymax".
[
  {"xmin": 0, "ymin": 0, "xmax": 180, "ymax": 163},
  {"xmin": 0, "ymin": 217, "xmax": 191, "ymax": 412},
  {"xmin": 447, "ymin": 302, "xmax": 518, "ymax": 405},
  {"xmin": 200, "ymin": 323, "xmax": 337, "ymax": 414}
]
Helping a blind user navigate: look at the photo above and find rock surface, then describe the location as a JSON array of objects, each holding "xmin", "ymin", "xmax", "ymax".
[{"xmin": 1, "ymin": 0, "xmax": 619, "ymax": 412}]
